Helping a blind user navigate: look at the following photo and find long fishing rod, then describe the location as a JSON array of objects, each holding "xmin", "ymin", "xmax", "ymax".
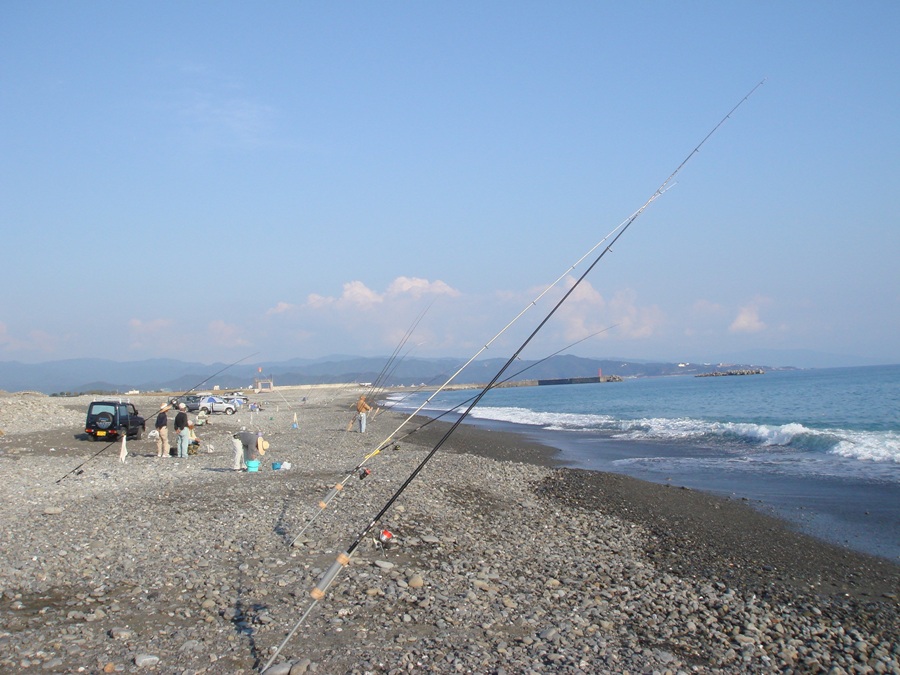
[
  {"xmin": 264, "ymin": 80, "xmax": 764, "ymax": 672},
  {"xmin": 54, "ymin": 351, "xmax": 259, "ymax": 484},
  {"xmin": 288, "ymin": 329, "xmax": 610, "ymax": 547}
]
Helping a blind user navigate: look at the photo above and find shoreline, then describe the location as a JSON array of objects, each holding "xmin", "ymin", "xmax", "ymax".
[
  {"xmin": 395, "ymin": 410, "xmax": 900, "ymax": 601},
  {"xmin": 0, "ymin": 390, "xmax": 897, "ymax": 673}
]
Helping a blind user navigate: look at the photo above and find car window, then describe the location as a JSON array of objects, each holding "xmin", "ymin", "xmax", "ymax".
[
  {"xmin": 90, "ymin": 404, "xmax": 116, "ymax": 415},
  {"xmin": 118, "ymin": 405, "xmax": 129, "ymax": 418}
]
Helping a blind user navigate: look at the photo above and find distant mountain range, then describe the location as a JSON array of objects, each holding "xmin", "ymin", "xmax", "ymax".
[{"xmin": 0, "ymin": 354, "xmax": 803, "ymax": 395}]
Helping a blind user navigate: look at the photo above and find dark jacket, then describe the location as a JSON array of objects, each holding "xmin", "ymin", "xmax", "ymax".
[
  {"xmin": 155, "ymin": 411, "xmax": 168, "ymax": 429},
  {"xmin": 174, "ymin": 411, "xmax": 188, "ymax": 431}
]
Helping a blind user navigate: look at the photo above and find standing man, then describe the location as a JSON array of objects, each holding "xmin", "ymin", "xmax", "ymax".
[
  {"xmin": 155, "ymin": 403, "xmax": 170, "ymax": 458},
  {"xmin": 174, "ymin": 403, "xmax": 190, "ymax": 458},
  {"xmin": 356, "ymin": 395, "xmax": 372, "ymax": 433}
]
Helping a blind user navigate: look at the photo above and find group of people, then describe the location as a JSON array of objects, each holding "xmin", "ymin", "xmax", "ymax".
[
  {"xmin": 153, "ymin": 400, "xmax": 268, "ymax": 470},
  {"xmin": 153, "ymin": 403, "xmax": 197, "ymax": 458}
]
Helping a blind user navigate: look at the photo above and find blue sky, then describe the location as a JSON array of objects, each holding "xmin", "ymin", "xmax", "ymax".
[{"xmin": 2, "ymin": 2, "xmax": 898, "ymax": 368}]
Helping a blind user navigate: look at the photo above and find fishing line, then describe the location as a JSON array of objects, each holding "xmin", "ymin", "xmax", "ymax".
[
  {"xmin": 54, "ymin": 351, "xmax": 259, "ymax": 484},
  {"xmin": 263, "ymin": 80, "xmax": 764, "ymax": 672},
  {"xmin": 345, "ymin": 303, "xmax": 432, "ymax": 430}
]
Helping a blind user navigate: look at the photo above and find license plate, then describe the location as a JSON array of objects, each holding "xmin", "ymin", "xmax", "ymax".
[{"xmin": 96, "ymin": 431, "xmax": 106, "ymax": 437}]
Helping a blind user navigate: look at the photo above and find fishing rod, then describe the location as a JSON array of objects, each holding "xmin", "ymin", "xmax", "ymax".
[
  {"xmin": 287, "ymin": 326, "xmax": 613, "ymax": 547},
  {"xmin": 264, "ymin": 80, "xmax": 764, "ymax": 672},
  {"xmin": 54, "ymin": 351, "xmax": 259, "ymax": 484}
]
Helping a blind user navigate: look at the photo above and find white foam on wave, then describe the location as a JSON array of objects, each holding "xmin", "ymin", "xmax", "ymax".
[
  {"xmin": 390, "ymin": 394, "xmax": 900, "ymax": 465},
  {"xmin": 831, "ymin": 430, "xmax": 900, "ymax": 463},
  {"xmin": 467, "ymin": 406, "xmax": 615, "ymax": 429},
  {"xmin": 613, "ymin": 417, "xmax": 900, "ymax": 462}
]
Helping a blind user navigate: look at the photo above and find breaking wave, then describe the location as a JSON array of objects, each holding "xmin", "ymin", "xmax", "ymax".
[{"xmin": 461, "ymin": 405, "xmax": 900, "ymax": 464}]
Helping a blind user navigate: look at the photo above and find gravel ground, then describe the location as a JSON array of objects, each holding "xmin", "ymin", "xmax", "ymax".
[{"xmin": 0, "ymin": 389, "xmax": 897, "ymax": 674}]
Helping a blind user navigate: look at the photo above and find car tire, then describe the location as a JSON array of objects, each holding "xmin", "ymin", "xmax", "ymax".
[
  {"xmin": 225, "ymin": 407, "xmax": 235, "ymax": 415},
  {"xmin": 132, "ymin": 426, "xmax": 143, "ymax": 441},
  {"xmin": 95, "ymin": 412, "xmax": 114, "ymax": 430},
  {"xmin": 200, "ymin": 407, "xmax": 210, "ymax": 414}
]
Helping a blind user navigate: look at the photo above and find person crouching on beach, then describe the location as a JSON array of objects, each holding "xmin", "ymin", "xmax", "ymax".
[
  {"xmin": 155, "ymin": 403, "xmax": 170, "ymax": 458},
  {"xmin": 174, "ymin": 403, "xmax": 190, "ymax": 458},
  {"xmin": 356, "ymin": 395, "xmax": 372, "ymax": 433},
  {"xmin": 232, "ymin": 427, "xmax": 257, "ymax": 471}
]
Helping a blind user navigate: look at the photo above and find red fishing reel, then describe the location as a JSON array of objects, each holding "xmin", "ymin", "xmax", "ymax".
[
  {"xmin": 378, "ymin": 529, "xmax": 393, "ymax": 547},
  {"xmin": 359, "ymin": 467, "xmax": 371, "ymax": 480}
]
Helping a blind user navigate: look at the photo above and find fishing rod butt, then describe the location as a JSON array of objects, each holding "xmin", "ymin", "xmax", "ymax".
[{"xmin": 312, "ymin": 553, "xmax": 351, "ymax": 600}]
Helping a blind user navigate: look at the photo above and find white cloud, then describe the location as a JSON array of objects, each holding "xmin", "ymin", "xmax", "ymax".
[
  {"xmin": 266, "ymin": 301, "xmax": 295, "ymax": 316},
  {"xmin": 537, "ymin": 278, "xmax": 664, "ymax": 346},
  {"xmin": 305, "ymin": 277, "xmax": 460, "ymax": 311},
  {"xmin": 609, "ymin": 290, "xmax": 665, "ymax": 339},
  {"xmin": 729, "ymin": 299, "xmax": 769, "ymax": 334},
  {"xmin": 386, "ymin": 276, "xmax": 460, "ymax": 298},
  {"xmin": 207, "ymin": 320, "xmax": 251, "ymax": 347},
  {"xmin": 0, "ymin": 324, "xmax": 61, "ymax": 356},
  {"xmin": 340, "ymin": 280, "xmax": 384, "ymax": 308}
]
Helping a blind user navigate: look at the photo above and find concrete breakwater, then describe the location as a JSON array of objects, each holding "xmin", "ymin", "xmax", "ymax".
[
  {"xmin": 696, "ymin": 369, "xmax": 765, "ymax": 377},
  {"xmin": 537, "ymin": 375, "xmax": 624, "ymax": 386}
]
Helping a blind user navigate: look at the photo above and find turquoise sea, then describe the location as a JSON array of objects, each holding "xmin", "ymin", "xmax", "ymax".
[{"xmin": 386, "ymin": 365, "xmax": 900, "ymax": 561}]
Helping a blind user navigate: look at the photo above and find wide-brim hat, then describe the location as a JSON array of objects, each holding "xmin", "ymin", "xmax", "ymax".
[{"xmin": 257, "ymin": 437, "xmax": 269, "ymax": 454}]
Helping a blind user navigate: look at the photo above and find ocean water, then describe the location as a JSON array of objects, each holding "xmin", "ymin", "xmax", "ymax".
[{"xmin": 385, "ymin": 365, "xmax": 900, "ymax": 561}]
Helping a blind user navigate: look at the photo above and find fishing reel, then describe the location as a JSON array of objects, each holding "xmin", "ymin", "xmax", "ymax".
[
  {"xmin": 376, "ymin": 529, "xmax": 394, "ymax": 549},
  {"xmin": 358, "ymin": 467, "xmax": 371, "ymax": 480}
]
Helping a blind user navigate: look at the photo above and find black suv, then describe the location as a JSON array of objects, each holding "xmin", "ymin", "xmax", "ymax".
[{"xmin": 84, "ymin": 401, "xmax": 146, "ymax": 441}]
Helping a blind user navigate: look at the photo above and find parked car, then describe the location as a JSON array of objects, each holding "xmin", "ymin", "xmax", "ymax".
[
  {"xmin": 198, "ymin": 396, "xmax": 236, "ymax": 415},
  {"xmin": 169, "ymin": 394, "xmax": 201, "ymax": 412},
  {"xmin": 85, "ymin": 400, "xmax": 145, "ymax": 441}
]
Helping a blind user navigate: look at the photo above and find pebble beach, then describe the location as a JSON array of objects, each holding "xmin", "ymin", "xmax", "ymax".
[{"xmin": 0, "ymin": 388, "xmax": 898, "ymax": 674}]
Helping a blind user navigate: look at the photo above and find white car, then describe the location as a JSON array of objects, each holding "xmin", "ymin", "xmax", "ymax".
[{"xmin": 198, "ymin": 396, "xmax": 236, "ymax": 415}]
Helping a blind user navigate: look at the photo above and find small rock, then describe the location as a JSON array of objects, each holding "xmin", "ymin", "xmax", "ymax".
[{"xmin": 134, "ymin": 654, "xmax": 159, "ymax": 668}]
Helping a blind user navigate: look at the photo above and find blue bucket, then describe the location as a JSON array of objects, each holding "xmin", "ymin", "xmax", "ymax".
[
  {"xmin": 246, "ymin": 460, "xmax": 260, "ymax": 472},
  {"xmin": 272, "ymin": 462, "xmax": 282, "ymax": 470}
]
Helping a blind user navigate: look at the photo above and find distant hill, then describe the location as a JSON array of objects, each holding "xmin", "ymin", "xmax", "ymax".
[{"xmin": 0, "ymin": 355, "xmax": 793, "ymax": 395}]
